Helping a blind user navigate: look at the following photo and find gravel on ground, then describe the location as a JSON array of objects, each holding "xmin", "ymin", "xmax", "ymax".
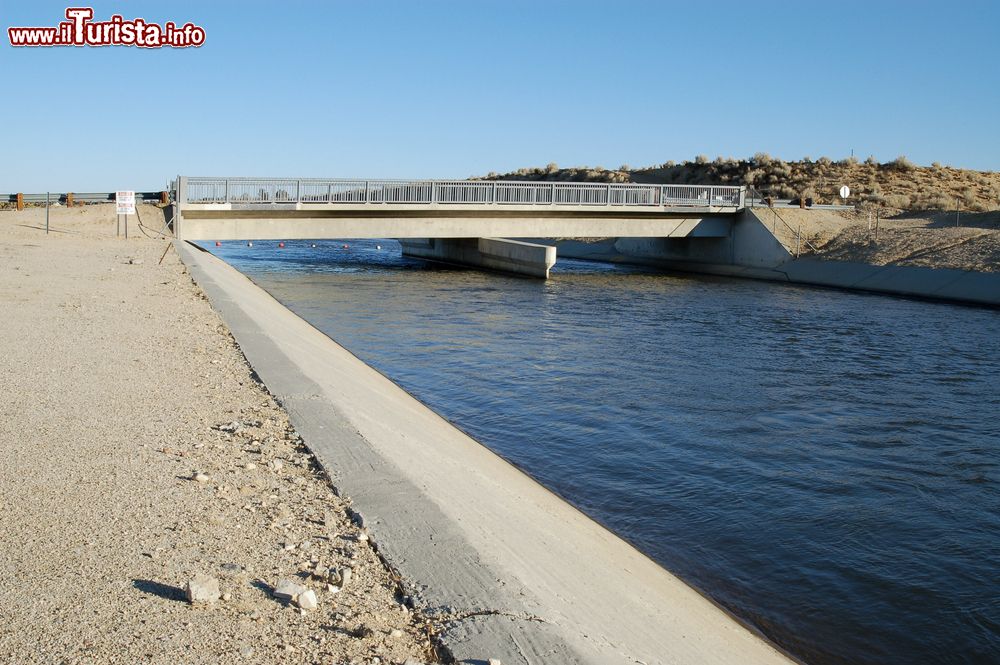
[{"xmin": 0, "ymin": 204, "xmax": 438, "ymax": 665}]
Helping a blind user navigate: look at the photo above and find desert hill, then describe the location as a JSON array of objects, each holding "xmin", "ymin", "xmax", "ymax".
[{"xmin": 483, "ymin": 155, "xmax": 1000, "ymax": 212}]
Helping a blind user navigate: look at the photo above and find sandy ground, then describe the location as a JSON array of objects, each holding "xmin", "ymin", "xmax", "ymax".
[
  {"xmin": 757, "ymin": 207, "xmax": 1000, "ymax": 272},
  {"xmin": 0, "ymin": 204, "xmax": 436, "ymax": 664}
]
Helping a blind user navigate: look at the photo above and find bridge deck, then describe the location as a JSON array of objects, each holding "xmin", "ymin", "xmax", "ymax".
[{"xmin": 175, "ymin": 177, "xmax": 744, "ymax": 240}]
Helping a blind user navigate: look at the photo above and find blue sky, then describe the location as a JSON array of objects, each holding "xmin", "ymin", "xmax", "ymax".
[{"xmin": 2, "ymin": 0, "xmax": 998, "ymax": 191}]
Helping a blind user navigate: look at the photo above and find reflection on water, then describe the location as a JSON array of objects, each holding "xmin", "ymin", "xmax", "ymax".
[{"xmin": 208, "ymin": 239, "xmax": 1000, "ymax": 665}]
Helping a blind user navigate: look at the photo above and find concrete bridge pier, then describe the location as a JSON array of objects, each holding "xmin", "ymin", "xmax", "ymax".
[{"xmin": 399, "ymin": 237, "xmax": 557, "ymax": 278}]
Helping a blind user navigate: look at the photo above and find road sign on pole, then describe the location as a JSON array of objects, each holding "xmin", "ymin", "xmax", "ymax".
[
  {"xmin": 839, "ymin": 185, "xmax": 851, "ymax": 200},
  {"xmin": 115, "ymin": 190, "xmax": 136, "ymax": 215}
]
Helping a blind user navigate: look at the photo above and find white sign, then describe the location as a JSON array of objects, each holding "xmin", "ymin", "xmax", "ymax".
[
  {"xmin": 839, "ymin": 185, "xmax": 851, "ymax": 200},
  {"xmin": 115, "ymin": 190, "xmax": 136, "ymax": 215}
]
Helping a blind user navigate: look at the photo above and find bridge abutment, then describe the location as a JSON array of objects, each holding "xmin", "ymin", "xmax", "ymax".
[{"xmin": 399, "ymin": 237, "xmax": 557, "ymax": 278}]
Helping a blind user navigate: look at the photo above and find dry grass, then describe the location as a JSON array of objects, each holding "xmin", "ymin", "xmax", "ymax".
[{"xmin": 481, "ymin": 155, "xmax": 1000, "ymax": 212}]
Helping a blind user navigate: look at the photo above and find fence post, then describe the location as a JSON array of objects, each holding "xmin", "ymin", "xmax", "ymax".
[
  {"xmin": 16, "ymin": 193, "xmax": 23, "ymax": 211},
  {"xmin": 66, "ymin": 192, "xmax": 74, "ymax": 208}
]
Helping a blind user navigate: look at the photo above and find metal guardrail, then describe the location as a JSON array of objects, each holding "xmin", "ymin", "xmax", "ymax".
[
  {"xmin": 180, "ymin": 177, "xmax": 745, "ymax": 209},
  {"xmin": 3, "ymin": 192, "xmax": 166, "ymax": 204}
]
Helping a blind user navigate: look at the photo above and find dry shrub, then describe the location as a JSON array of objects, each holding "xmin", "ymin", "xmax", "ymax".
[
  {"xmin": 914, "ymin": 192, "xmax": 955, "ymax": 210},
  {"xmin": 771, "ymin": 163, "xmax": 793, "ymax": 178},
  {"xmin": 888, "ymin": 155, "xmax": 916, "ymax": 171},
  {"xmin": 885, "ymin": 193, "xmax": 912, "ymax": 209}
]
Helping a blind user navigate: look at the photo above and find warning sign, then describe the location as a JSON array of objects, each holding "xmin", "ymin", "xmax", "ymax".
[{"xmin": 116, "ymin": 190, "xmax": 136, "ymax": 215}]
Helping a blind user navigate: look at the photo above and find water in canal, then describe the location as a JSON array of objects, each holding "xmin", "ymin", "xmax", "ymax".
[{"xmin": 207, "ymin": 239, "xmax": 1000, "ymax": 665}]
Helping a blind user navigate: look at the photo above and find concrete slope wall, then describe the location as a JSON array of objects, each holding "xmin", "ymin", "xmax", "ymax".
[
  {"xmin": 534, "ymin": 208, "xmax": 999, "ymax": 306},
  {"xmin": 779, "ymin": 259, "xmax": 1000, "ymax": 306},
  {"xmin": 607, "ymin": 210, "xmax": 792, "ymax": 269}
]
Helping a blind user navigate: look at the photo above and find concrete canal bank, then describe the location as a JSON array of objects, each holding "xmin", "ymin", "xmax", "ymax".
[
  {"xmin": 175, "ymin": 241, "xmax": 796, "ymax": 665},
  {"xmin": 533, "ymin": 208, "xmax": 1000, "ymax": 307}
]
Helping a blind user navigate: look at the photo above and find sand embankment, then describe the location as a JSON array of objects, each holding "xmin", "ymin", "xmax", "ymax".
[
  {"xmin": 0, "ymin": 204, "xmax": 434, "ymax": 664},
  {"xmin": 760, "ymin": 207, "xmax": 1000, "ymax": 272},
  {"xmin": 175, "ymin": 241, "xmax": 797, "ymax": 665}
]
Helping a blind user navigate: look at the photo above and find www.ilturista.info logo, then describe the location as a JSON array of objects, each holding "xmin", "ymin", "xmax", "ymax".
[{"xmin": 8, "ymin": 7, "xmax": 205, "ymax": 48}]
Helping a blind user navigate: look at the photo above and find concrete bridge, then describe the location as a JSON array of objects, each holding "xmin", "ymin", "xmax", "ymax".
[{"xmin": 175, "ymin": 176, "xmax": 746, "ymax": 277}]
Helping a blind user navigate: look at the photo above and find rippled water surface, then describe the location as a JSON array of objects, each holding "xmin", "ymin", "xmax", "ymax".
[{"xmin": 208, "ymin": 239, "xmax": 1000, "ymax": 664}]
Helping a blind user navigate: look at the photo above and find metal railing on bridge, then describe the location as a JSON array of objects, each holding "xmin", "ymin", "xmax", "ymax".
[{"xmin": 181, "ymin": 178, "xmax": 744, "ymax": 209}]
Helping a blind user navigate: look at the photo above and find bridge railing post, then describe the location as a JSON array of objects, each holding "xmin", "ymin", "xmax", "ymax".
[
  {"xmin": 364, "ymin": 181, "xmax": 370, "ymax": 203},
  {"xmin": 296, "ymin": 180, "xmax": 302, "ymax": 204},
  {"xmin": 550, "ymin": 182, "xmax": 555, "ymax": 205},
  {"xmin": 224, "ymin": 179, "xmax": 230, "ymax": 203}
]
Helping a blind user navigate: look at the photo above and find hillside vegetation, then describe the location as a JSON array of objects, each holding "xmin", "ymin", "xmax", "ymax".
[{"xmin": 483, "ymin": 155, "xmax": 1000, "ymax": 212}]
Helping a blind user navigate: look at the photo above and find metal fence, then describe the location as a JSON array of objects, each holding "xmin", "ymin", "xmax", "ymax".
[{"xmin": 181, "ymin": 178, "xmax": 743, "ymax": 208}]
